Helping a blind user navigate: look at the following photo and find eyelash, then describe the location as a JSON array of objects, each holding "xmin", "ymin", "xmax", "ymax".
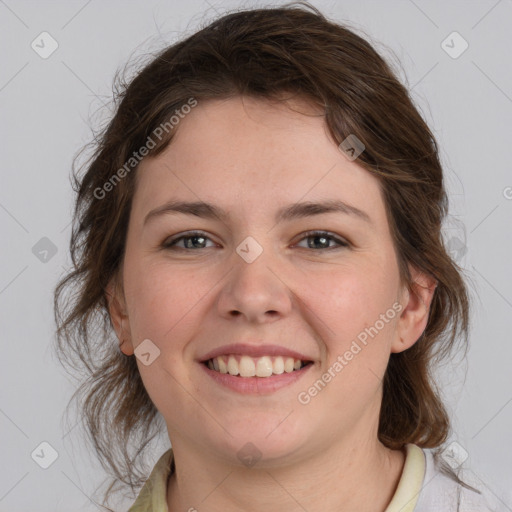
[{"xmin": 162, "ymin": 230, "xmax": 349, "ymax": 251}]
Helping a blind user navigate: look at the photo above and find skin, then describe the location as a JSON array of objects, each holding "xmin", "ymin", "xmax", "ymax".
[{"xmin": 107, "ymin": 96, "xmax": 436, "ymax": 512}]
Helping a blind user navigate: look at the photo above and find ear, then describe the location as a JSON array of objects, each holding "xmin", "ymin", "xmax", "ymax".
[
  {"xmin": 391, "ymin": 265, "xmax": 438, "ymax": 354},
  {"xmin": 105, "ymin": 276, "xmax": 134, "ymax": 356}
]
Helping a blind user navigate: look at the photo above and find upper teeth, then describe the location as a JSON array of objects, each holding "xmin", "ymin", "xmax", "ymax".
[{"xmin": 206, "ymin": 355, "xmax": 306, "ymax": 377}]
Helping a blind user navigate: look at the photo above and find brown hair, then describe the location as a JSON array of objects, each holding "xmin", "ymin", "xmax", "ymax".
[{"xmin": 54, "ymin": 2, "xmax": 471, "ymax": 508}]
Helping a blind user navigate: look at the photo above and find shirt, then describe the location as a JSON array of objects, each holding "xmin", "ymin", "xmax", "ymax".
[{"xmin": 128, "ymin": 443, "xmax": 500, "ymax": 511}]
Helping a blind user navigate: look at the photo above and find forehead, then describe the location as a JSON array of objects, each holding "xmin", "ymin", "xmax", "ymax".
[{"xmin": 132, "ymin": 96, "xmax": 386, "ymax": 228}]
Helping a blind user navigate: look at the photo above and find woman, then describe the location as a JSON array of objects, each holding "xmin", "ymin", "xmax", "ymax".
[{"xmin": 54, "ymin": 3, "xmax": 497, "ymax": 511}]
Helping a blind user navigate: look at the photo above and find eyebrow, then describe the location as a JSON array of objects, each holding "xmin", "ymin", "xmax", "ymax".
[{"xmin": 143, "ymin": 199, "xmax": 372, "ymax": 226}]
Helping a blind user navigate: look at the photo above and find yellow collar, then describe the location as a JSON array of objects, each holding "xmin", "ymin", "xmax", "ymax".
[{"xmin": 384, "ymin": 444, "xmax": 426, "ymax": 512}]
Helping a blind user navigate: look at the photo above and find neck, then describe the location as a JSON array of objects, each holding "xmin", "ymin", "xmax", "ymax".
[{"xmin": 166, "ymin": 430, "xmax": 406, "ymax": 512}]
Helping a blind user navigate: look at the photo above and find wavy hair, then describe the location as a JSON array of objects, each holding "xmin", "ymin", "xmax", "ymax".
[{"xmin": 54, "ymin": 2, "xmax": 472, "ymax": 508}]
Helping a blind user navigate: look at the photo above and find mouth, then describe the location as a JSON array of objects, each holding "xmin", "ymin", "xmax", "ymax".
[{"xmin": 202, "ymin": 354, "xmax": 314, "ymax": 378}]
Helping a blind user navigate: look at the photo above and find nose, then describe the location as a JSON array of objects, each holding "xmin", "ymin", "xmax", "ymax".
[{"xmin": 215, "ymin": 243, "xmax": 293, "ymax": 324}]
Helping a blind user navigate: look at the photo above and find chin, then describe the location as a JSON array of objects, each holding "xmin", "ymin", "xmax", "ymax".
[{"xmin": 204, "ymin": 421, "xmax": 311, "ymax": 468}]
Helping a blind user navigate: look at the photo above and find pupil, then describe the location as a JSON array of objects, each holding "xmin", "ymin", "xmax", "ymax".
[
  {"xmin": 186, "ymin": 235, "xmax": 204, "ymax": 248},
  {"xmin": 310, "ymin": 235, "xmax": 328, "ymax": 249}
]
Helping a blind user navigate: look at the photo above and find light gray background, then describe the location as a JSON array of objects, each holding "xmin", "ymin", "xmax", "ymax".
[{"xmin": 1, "ymin": 0, "xmax": 511, "ymax": 510}]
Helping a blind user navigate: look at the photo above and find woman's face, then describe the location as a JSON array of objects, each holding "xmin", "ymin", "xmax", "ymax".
[{"xmin": 111, "ymin": 96, "xmax": 431, "ymax": 465}]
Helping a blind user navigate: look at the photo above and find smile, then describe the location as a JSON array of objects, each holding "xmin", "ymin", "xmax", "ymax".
[{"xmin": 204, "ymin": 354, "xmax": 313, "ymax": 378}]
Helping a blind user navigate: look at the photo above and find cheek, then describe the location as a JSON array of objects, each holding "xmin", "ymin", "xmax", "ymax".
[
  {"xmin": 123, "ymin": 258, "xmax": 212, "ymax": 349},
  {"xmin": 302, "ymin": 264, "xmax": 401, "ymax": 411},
  {"xmin": 300, "ymin": 271, "xmax": 399, "ymax": 415},
  {"xmin": 308, "ymin": 266, "xmax": 399, "ymax": 346},
  {"xmin": 122, "ymin": 260, "xmax": 213, "ymax": 410}
]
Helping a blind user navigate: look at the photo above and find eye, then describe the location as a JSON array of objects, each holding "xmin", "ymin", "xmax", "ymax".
[
  {"xmin": 162, "ymin": 231, "xmax": 217, "ymax": 250},
  {"xmin": 294, "ymin": 231, "xmax": 349, "ymax": 250},
  {"xmin": 162, "ymin": 230, "xmax": 349, "ymax": 252}
]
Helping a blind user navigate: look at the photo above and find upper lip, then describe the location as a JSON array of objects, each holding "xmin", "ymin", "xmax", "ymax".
[{"xmin": 198, "ymin": 343, "xmax": 314, "ymax": 363}]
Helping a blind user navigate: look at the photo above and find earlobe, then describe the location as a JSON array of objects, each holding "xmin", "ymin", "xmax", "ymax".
[
  {"xmin": 391, "ymin": 266, "xmax": 437, "ymax": 354},
  {"xmin": 105, "ymin": 278, "xmax": 135, "ymax": 356}
]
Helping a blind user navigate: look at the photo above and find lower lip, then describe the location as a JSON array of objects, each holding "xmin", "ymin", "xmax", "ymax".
[{"xmin": 199, "ymin": 362, "xmax": 314, "ymax": 394}]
